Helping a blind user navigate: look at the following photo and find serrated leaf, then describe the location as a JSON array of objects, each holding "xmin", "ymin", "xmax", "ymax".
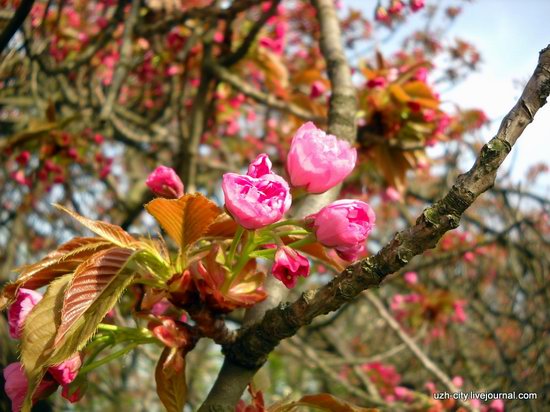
[
  {"xmin": 54, "ymin": 204, "xmax": 138, "ymax": 248},
  {"xmin": 403, "ymin": 81, "xmax": 436, "ymax": 100},
  {"xmin": 388, "ymin": 84, "xmax": 410, "ymax": 104},
  {"xmin": 145, "ymin": 193, "xmax": 221, "ymax": 249},
  {"xmin": 21, "ymin": 274, "xmax": 73, "ymax": 412},
  {"xmin": 155, "ymin": 347, "xmax": 187, "ymax": 412},
  {"xmin": 54, "ymin": 247, "xmax": 135, "ymax": 347},
  {"xmin": 268, "ymin": 393, "xmax": 378, "ymax": 412},
  {"xmin": 204, "ymin": 213, "xmax": 238, "ymax": 238},
  {"xmin": 0, "ymin": 238, "xmax": 114, "ymax": 309},
  {"xmin": 295, "ymin": 393, "xmax": 378, "ymax": 411}
]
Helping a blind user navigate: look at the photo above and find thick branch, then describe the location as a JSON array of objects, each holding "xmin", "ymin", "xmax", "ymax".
[
  {"xmin": 199, "ymin": 0, "xmax": 358, "ymax": 409},
  {"xmin": 222, "ymin": 45, "xmax": 550, "ymax": 372}
]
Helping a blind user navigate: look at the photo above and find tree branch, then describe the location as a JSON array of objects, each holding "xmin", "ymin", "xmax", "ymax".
[
  {"xmin": 198, "ymin": 0, "xmax": 358, "ymax": 409},
  {"xmin": 100, "ymin": 0, "xmax": 141, "ymax": 120},
  {"xmin": 0, "ymin": 0, "xmax": 35, "ymax": 55},
  {"xmin": 222, "ymin": 45, "xmax": 550, "ymax": 374},
  {"xmin": 205, "ymin": 61, "xmax": 322, "ymax": 121}
]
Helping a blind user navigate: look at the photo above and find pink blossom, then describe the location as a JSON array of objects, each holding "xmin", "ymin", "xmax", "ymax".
[
  {"xmin": 3, "ymin": 362, "xmax": 58, "ymax": 412},
  {"xmin": 404, "ymin": 271, "xmax": 418, "ymax": 284},
  {"xmin": 388, "ymin": 0, "xmax": 405, "ymax": 15},
  {"xmin": 48, "ymin": 354, "xmax": 82, "ymax": 386},
  {"xmin": 247, "ymin": 153, "xmax": 272, "ymax": 178},
  {"xmin": 375, "ymin": 6, "xmax": 390, "ymax": 23},
  {"xmin": 272, "ymin": 246, "xmax": 310, "ymax": 288},
  {"xmin": 410, "ymin": 0, "xmax": 425, "ymax": 12},
  {"xmin": 226, "ymin": 118, "xmax": 240, "ymax": 135},
  {"xmin": 463, "ymin": 251, "xmax": 475, "ymax": 263},
  {"xmin": 15, "ymin": 151, "xmax": 31, "ymax": 166},
  {"xmin": 425, "ymin": 381, "xmax": 436, "ymax": 394},
  {"xmin": 382, "ymin": 186, "xmax": 401, "ymax": 202},
  {"xmin": 310, "ymin": 81, "xmax": 326, "ymax": 99},
  {"xmin": 146, "ymin": 166, "xmax": 184, "ymax": 199},
  {"xmin": 222, "ymin": 161, "xmax": 291, "ymax": 229},
  {"xmin": 213, "ymin": 31, "xmax": 224, "ymax": 43},
  {"xmin": 390, "ymin": 294, "xmax": 405, "ymax": 311},
  {"xmin": 93, "ymin": 133, "xmax": 105, "ymax": 144},
  {"xmin": 10, "ymin": 170, "xmax": 31, "ymax": 187},
  {"xmin": 452, "ymin": 376, "xmax": 464, "ymax": 388},
  {"xmin": 490, "ymin": 399, "xmax": 505, "ymax": 412},
  {"xmin": 452, "ymin": 300, "xmax": 468, "ymax": 323},
  {"xmin": 286, "ymin": 122, "xmax": 357, "ymax": 193},
  {"xmin": 414, "ymin": 67, "xmax": 429, "ymax": 82},
  {"xmin": 404, "ymin": 293, "xmax": 421, "ymax": 303},
  {"xmin": 367, "ymin": 76, "xmax": 388, "ymax": 89},
  {"xmin": 335, "ymin": 242, "xmax": 366, "ymax": 262},
  {"xmin": 8, "ymin": 288, "xmax": 42, "ymax": 339},
  {"xmin": 423, "ymin": 108, "xmax": 436, "ymax": 122},
  {"xmin": 308, "ymin": 199, "xmax": 375, "ymax": 261}
]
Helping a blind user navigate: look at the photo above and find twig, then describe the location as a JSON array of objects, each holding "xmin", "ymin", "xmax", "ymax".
[
  {"xmin": 100, "ymin": 0, "xmax": 141, "ymax": 120},
  {"xmin": 205, "ymin": 61, "xmax": 321, "ymax": 121}
]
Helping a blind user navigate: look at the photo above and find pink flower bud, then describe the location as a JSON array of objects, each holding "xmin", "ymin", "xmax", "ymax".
[
  {"xmin": 310, "ymin": 81, "xmax": 326, "ymax": 98},
  {"xmin": 3, "ymin": 362, "xmax": 58, "ymax": 412},
  {"xmin": 375, "ymin": 6, "xmax": 390, "ymax": 23},
  {"xmin": 367, "ymin": 76, "xmax": 388, "ymax": 89},
  {"xmin": 48, "ymin": 354, "xmax": 82, "ymax": 386},
  {"xmin": 286, "ymin": 122, "xmax": 357, "ymax": 194},
  {"xmin": 272, "ymin": 246, "xmax": 310, "ymax": 288},
  {"xmin": 404, "ymin": 271, "xmax": 418, "ymax": 284},
  {"xmin": 335, "ymin": 242, "xmax": 366, "ymax": 262},
  {"xmin": 222, "ymin": 168, "xmax": 291, "ymax": 230},
  {"xmin": 8, "ymin": 288, "xmax": 42, "ymax": 339},
  {"xmin": 452, "ymin": 376, "xmax": 464, "ymax": 388},
  {"xmin": 15, "ymin": 151, "xmax": 31, "ymax": 166},
  {"xmin": 490, "ymin": 399, "xmax": 505, "ymax": 412},
  {"xmin": 247, "ymin": 153, "xmax": 272, "ymax": 178},
  {"xmin": 382, "ymin": 186, "xmax": 401, "ymax": 203},
  {"xmin": 146, "ymin": 166, "xmax": 184, "ymax": 199},
  {"xmin": 410, "ymin": 0, "xmax": 425, "ymax": 12},
  {"xmin": 388, "ymin": 0, "xmax": 405, "ymax": 15},
  {"xmin": 308, "ymin": 199, "xmax": 375, "ymax": 261}
]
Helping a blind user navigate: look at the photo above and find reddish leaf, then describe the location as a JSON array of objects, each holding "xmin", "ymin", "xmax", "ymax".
[
  {"xmin": 0, "ymin": 238, "xmax": 114, "ymax": 310},
  {"xmin": 155, "ymin": 347, "xmax": 187, "ymax": 412},
  {"xmin": 54, "ymin": 204, "xmax": 138, "ymax": 248},
  {"xmin": 295, "ymin": 393, "xmax": 378, "ymax": 411},
  {"xmin": 54, "ymin": 247, "xmax": 135, "ymax": 346},
  {"xmin": 145, "ymin": 193, "xmax": 221, "ymax": 249},
  {"xmin": 281, "ymin": 236, "xmax": 346, "ymax": 272},
  {"xmin": 268, "ymin": 393, "xmax": 378, "ymax": 412},
  {"xmin": 191, "ymin": 246, "xmax": 266, "ymax": 313},
  {"xmin": 204, "ymin": 213, "xmax": 239, "ymax": 238}
]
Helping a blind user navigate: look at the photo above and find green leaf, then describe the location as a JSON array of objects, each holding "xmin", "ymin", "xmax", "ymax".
[{"xmin": 21, "ymin": 274, "xmax": 73, "ymax": 412}]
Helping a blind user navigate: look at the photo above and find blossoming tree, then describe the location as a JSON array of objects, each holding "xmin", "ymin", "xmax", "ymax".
[{"xmin": 0, "ymin": 0, "xmax": 549, "ymax": 411}]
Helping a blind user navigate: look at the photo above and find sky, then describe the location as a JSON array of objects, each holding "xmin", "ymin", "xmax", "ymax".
[{"xmin": 346, "ymin": 0, "xmax": 550, "ymax": 194}]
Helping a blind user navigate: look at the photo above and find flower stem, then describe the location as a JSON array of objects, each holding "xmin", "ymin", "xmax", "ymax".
[
  {"xmin": 287, "ymin": 234, "xmax": 316, "ymax": 249},
  {"xmin": 227, "ymin": 226, "xmax": 244, "ymax": 266}
]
